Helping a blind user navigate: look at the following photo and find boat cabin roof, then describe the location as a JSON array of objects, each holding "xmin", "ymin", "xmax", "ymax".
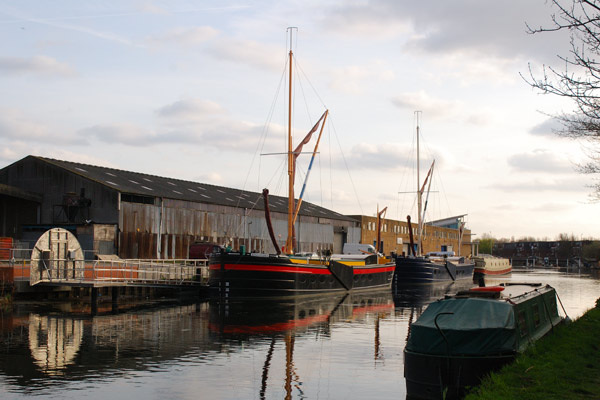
[{"xmin": 454, "ymin": 283, "xmax": 551, "ymax": 304}]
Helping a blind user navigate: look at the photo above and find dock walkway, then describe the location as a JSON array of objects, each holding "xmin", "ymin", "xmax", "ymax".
[{"xmin": 2, "ymin": 257, "xmax": 209, "ymax": 288}]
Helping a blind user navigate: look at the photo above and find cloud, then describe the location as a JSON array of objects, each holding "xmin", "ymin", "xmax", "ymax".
[
  {"xmin": 507, "ymin": 149, "xmax": 573, "ymax": 173},
  {"xmin": 0, "ymin": 56, "xmax": 75, "ymax": 77},
  {"xmin": 137, "ymin": 4, "xmax": 170, "ymax": 15},
  {"xmin": 328, "ymin": 62, "xmax": 396, "ymax": 94},
  {"xmin": 147, "ymin": 27, "xmax": 280, "ymax": 70},
  {"xmin": 78, "ymin": 123, "xmax": 209, "ymax": 147},
  {"xmin": 342, "ymin": 143, "xmax": 407, "ymax": 170},
  {"xmin": 79, "ymin": 99, "xmax": 284, "ymax": 151},
  {"xmin": 206, "ymin": 37, "xmax": 282, "ymax": 71},
  {"xmin": 529, "ymin": 118, "xmax": 564, "ymax": 138},
  {"xmin": 78, "ymin": 123, "xmax": 158, "ymax": 146},
  {"xmin": 0, "ymin": 108, "xmax": 85, "ymax": 144},
  {"xmin": 489, "ymin": 177, "xmax": 586, "ymax": 193},
  {"xmin": 530, "ymin": 202, "xmax": 572, "ymax": 213},
  {"xmin": 147, "ymin": 26, "xmax": 218, "ymax": 46},
  {"xmin": 391, "ymin": 91, "xmax": 457, "ymax": 118},
  {"xmin": 390, "ymin": 91, "xmax": 490, "ymax": 124},
  {"xmin": 0, "ymin": 147, "xmax": 21, "ymax": 165},
  {"xmin": 321, "ymin": 0, "xmax": 571, "ymax": 63},
  {"xmin": 156, "ymin": 99, "xmax": 226, "ymax": 122},
  {"xmin": 194, "ymin": 171, "xmax": 223, "ymax": 185},
  {"xmin": 327, "ymin": 142, "xmax": 442, "ymax": 172}
]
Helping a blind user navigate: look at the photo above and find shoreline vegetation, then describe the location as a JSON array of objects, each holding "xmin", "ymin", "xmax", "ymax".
[{"xmin": 465, "ymin": 298, "xmax": 600, "ymax": 400}]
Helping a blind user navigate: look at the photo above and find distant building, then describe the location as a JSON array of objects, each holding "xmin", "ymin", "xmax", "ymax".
[
  {"xmin": 0, "ymin": 156, "xmax": 360, "ymax": 258},
  {"xmin": 347, "ymin": 214, "xmax": 474, "ymax": 257},
  {"xmin": 490, "ymin": 239, "xmax": 594, "ymax": 267}
]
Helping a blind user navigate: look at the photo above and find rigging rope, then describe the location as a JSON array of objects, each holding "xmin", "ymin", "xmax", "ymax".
[{"xmin": 328, "ymin": 115, "xmax": 364, "ymax": 215}]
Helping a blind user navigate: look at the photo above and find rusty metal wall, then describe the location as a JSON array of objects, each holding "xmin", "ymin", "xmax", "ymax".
[{"xmin": 118, "ymin": 200, "xmax": 349, "ymax": 258}]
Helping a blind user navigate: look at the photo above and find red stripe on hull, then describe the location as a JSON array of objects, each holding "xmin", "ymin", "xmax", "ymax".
[
  {"xmin": 212, "ymin": 263, "xmax": 331, "ymax": 274},
  {"xmin": 354, "ymin": 266, "xmax": 396, "ymax": 274},
  {"xmin": 210, "ymin": 263, "xmax": 395, "ymax": 275}
]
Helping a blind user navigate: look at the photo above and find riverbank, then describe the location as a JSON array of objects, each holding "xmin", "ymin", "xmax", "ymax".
[{"xmin": 465, "ymin": 298, "xmax": 600, "ymax": 400}]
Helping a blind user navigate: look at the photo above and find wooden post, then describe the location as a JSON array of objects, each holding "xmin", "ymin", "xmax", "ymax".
[
  {"xmin": 91, "ymin": 287, "xmax": 98, "ymax": 315},
  {"xmin": 111, "ymin": 286, "xmax": 119, "ymax": 313}
]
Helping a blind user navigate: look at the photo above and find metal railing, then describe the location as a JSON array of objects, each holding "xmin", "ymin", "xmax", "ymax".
[
  {"xmin": 0, "ymin": 254, "xmax": 210, "ymax": 287},
  {"xmin": 88, "ymin": 258, "xmax": 209, "ymax": 286}
]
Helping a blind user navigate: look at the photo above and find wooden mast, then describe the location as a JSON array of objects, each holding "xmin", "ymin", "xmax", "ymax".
[
  {"xmin": 286, "ymin": 27, "xmax": 296, "ymax": 255},
  {"xmin": 415, "ymin": 111, "xmax": 422, "ymax": 256}
]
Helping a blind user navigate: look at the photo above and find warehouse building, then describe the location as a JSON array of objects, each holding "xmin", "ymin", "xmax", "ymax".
[
  {"xmin": 0, "ymin": 156, "xmax": 360, "ymax": 259},
  {"xmin": 349, "ymin": 214, "xmax": 475, "ymax": 257}
]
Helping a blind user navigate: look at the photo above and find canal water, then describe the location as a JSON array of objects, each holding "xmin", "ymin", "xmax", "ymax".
[{"xmin": 0, "ymin": 268, "xmax": 598, "ymax": 399}]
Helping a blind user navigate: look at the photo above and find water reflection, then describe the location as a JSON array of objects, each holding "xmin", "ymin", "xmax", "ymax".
[
  {"xmin": 0, "ymin": 269, "xmax": 597, "ymax": 399},
  {"xmin": 209, "ymin": 291, "xmax": 395, "ymax": 400},
  {"xmin": 0, "ymin": 301, "xmax": 214, "ymax": 392},
  {"xmin": 28, "ymin": 315, "xmax": 83, "ymax": 375}
]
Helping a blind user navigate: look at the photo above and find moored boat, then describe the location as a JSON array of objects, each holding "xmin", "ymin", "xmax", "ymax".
[
  {"xmin": 404, "ymin": 283, "xmax": 565, "ymax": 399},
  {"xmin": 473, "ymin": 254, "xmax": 512, "ymax": 275},
  {"xmin": 208, "ymin": 29, "xmax": 395, "ymax": 297},
  {"xmin": 394, "ymin": 252, "xmax": 475, "ymax": 284},
  {"xmin": 394, "ymin": 113, "xmax": 474, "ymax": 285},
  {"xmin": 209, "ymin": 251, "xmax": 395, "ymax": 297}
]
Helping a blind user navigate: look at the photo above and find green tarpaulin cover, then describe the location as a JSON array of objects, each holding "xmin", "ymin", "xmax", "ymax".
[{"xmin": 406, "ymin": 297, "xmax": 518, "ymax": 356}]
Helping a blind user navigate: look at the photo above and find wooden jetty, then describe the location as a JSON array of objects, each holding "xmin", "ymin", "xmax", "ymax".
[{"xmin": 0, "ymin": 228, "xmax": 209, "ymax": 314}]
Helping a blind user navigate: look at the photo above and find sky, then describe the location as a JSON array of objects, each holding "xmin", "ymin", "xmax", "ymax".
[{"xmin": 0, "ymin": 0, "xmax": 598, "ymax": 240}]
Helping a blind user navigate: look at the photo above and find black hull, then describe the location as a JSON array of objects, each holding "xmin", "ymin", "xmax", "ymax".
[
  {"xmin": 208, "ymin": 252, "xmax": 395, "ymax": 297},
  {"xmin": 394, "ymin": 257, "xmax": 474, "ymax": 284},
  {"xmin": 404, "ymin": 350, "xmax": 515, "ymax": 400}
]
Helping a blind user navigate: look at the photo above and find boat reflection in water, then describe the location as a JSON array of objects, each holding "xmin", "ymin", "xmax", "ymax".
[
  {"xmin": 0, "ymin": 292, "xmax": 394, "ymax": 398},
  {"xmin": 209, "ymin": 290, "xmax": 394, "ymax": 399}
]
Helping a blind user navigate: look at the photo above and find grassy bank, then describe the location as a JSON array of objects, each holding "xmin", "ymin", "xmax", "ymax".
[{"xmin": 465, "ymin": 299, "xmax": 600, "ymax": 400}]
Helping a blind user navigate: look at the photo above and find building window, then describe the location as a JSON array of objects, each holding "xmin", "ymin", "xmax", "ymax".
[{"xmin": 121, "ymin": 193, "xmax": 155, "ymax": 205}]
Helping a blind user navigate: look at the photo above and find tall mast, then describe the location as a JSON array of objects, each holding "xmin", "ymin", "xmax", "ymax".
[
  {"xmin": 286, "ymin": 27, "xmax": 297, "ymax": 254},
  {"xmin": 415, "ymin": 111, "xmax": 422, "ymax": 255}
]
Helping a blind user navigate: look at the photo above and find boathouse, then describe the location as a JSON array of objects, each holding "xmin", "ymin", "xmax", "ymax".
[{"xmin": 0, "ymin": 156, "xmax": 360, "ymax": 258}]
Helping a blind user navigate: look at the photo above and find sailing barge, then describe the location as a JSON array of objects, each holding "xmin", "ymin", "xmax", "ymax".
[
  {"xmin": 404, "ymin": 283, "xmax": 565, "ymax": 399},
  {"xmin": 209, "ymin": 29, "xmax": 395, "ymax": 297},
  {"xmin": 393, "ymin": 114, "xmax": 474, "ymax": 284}
]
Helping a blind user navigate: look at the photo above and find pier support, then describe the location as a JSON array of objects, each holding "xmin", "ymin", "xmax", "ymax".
[
  {"xmin": 91, "ymin": 287, "xmax": 98, "ymax": 315},
  {"xmin": 112, "ymin": 287, "xmax": 119, "ymax": 313}
]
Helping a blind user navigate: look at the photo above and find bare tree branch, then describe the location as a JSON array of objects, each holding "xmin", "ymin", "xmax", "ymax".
[{"xmin": 525, "ymin": 0, "xmax": 600, "ymax": 199}]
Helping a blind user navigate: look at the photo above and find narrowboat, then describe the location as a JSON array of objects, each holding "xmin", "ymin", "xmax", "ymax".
[{"xmin": 404, "ymin": 283, "xmax": 565, "ymax": 399}]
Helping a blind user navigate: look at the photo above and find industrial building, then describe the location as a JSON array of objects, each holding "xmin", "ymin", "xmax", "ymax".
[
  {"xmin": 349, "ymin": 214, "xmax": 475, "ymax": 257},
  {"xmin": 0, "ymin": 156, "xmax": 360, "ymax": 259}
]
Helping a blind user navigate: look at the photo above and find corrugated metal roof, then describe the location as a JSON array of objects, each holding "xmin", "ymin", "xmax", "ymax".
[{"xmin": 36, "ymin": 156, "xmax": 353, "ymax": 222}]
